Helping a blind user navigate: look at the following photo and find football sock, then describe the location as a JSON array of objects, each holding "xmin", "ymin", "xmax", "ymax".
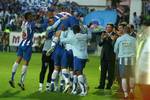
[
  {"xmin": 20, "ymin": 65, "xmax": 28, "ymax": 83},
  {"xmin": 11, "ymin": 62, "xmax": 19, "ymax": 81},
  {"xmin": 78, "ymin": 75, "xmax": 86, "ymax": 93}
]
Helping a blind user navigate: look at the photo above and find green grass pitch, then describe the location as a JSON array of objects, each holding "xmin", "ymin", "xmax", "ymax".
[{"xmin": 0, "ymin": 52, "xmax": 120, "ymax": 100}]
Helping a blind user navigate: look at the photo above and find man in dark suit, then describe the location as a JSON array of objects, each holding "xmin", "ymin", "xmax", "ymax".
[{"xmin": 96, "ymin": 23, "xmax": 117, "ymax": 90}]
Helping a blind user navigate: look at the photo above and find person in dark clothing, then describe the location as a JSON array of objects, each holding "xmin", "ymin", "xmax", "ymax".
[
  {"xmin": 128, "ymin": 24, "xmax": 136, "ymax": 38},
  {"xmin": 95, "ymin": 23, "xmax": 117, "ymax": 90},
  {"xmin": 38, "ymin": 16, "xmax": 57, "ymax": 92}
]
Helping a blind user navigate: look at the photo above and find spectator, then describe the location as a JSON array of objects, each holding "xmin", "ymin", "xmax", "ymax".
[
  {"xmin": 128, "ymin": 24, "xmax": 136, "ymax": 38},
  {"xmin": 132, "ymin": 12, "xmax": 140, "ymax": 31},
  {"xmin": 1, "ymin": 29, "xmax": 10, "ymax": 52},
  {"xmin": 146, "ymin": 1, "xmax": 150, "ymax": 15}
]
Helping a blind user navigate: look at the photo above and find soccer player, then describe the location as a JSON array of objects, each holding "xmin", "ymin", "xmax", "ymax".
[
  {"xmin": 114, "ymin": 24, "xmax": 136, "ymax": 99},
  {"xmin": 38, "ymin": 15, "xmax": 66, "ymax": 92},
  {"xmin": 9, "ymin": 11, "xmax": 35, "ymax": 90},
  {"xmin": 46, "ymin": 12, "xmax": 73, "ymax": 92},
  {"xmin": 61, "ymin": 25, "xmax": 91, "ymax": 96}
]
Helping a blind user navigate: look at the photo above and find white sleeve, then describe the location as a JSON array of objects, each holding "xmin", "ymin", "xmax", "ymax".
[
  {"xmin": 60, "ymin": 30, "xmax": 75, "ymax": 43},
  {"xmin": 46, "ymin": 19, "xmax": 61, "ymax": 31}
]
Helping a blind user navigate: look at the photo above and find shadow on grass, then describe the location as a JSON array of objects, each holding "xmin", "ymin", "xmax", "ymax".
[
  {"xmin": 92, "ymin": 89, "xmax": 122, "ymax": 100},
  {"xmin": 23, "ymin": 91, "xmax": 81, "ymax": 100},
  {"xmin": 0, "ymin": 90, "xmax": 21, "ymax": 98}
]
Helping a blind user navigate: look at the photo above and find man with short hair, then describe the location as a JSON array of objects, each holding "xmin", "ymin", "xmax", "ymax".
[
  {"xmin": 96, "ymin": 23, "xmax": 116, "ymax": 90},
  {"xmin": 114, "ymin": 24, "xmax": 136, "ymax": 99},
  {"xmin": 9, "ymin": 11, "xmax": 35, "ymax": 90}
]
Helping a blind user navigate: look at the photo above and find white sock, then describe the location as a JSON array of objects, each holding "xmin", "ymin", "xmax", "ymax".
[
  {"xmin": 129, "ymin": 77, "xmax": 135, "ymax": 93},
  {"xmin": 20, "ymin": 65, "xmax": 28, "ymax": 83},
  {"xmin": 12, "ymin": 62, "xmax": 19, "ymax": 72},
  {"xmin": 72, "ymin": 75, "xmax": 77, "ymax": 92},
  {"xmin": 39, "ymin": 83, "xmax": 43, "ymax": 88},
  {"xmin": 62, "ymin": 69, "xmax": 70, "ymax": 84},
  {"xmin": 11, "ymin": 62, "xmax": 19, "ymax": 81},
  {"xmin": 122, "ymin": 78, "xmax": 128, "ymax": 97},
  {"xmin": 51, "ymin": 70, "xmax": 59, "ymax": 83},
  {"xmin": 78, "ymin": 75, "xmax": 86, "ymax": 93}
]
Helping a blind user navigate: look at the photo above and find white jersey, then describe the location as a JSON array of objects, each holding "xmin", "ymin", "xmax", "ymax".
[
  {"xmin": 61, "ymin": 32, "xmax": 91, "ymax": 59},
  {"xmin": 60, "ymin": 29, "xmax": 74, "ymax": 50}
]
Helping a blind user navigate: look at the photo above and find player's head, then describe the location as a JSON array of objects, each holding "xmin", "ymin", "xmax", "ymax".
[
  {"xmin": 118, "ymin": 24, "xmax": 127, "ymax": 35},
  {"xmin": 24, "ymin": 11, "xmax": 33, "ymax": 21},
  {"xmin": 49, "ymin": 16, "xmax": 55, "ymax": 25},
  {"xmin": 47, "ymin": 7, "xmax": 55, "ymax": 18},
  {"xmin": 73, "ymin": 25, "xmax": 81, "ymax": 34}
]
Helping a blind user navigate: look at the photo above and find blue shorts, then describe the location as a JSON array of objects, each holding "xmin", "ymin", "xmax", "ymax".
[
  {"xmin": 73, "ymin": 57, "xmax": 87, "ymax": 71},
  {"xmin": 17, "ymin": 46, "xmax": 32, "ymax": 62},
  {"xmin": 61, "ymin": 50, "xmax": 73, "ymax": 68},
  {"xmin": 54, "ymin": 45, "xmax": 65, "ymax": 67},
  {"xmin": 119, "ymin": 64, "xmax": 134, "ymax": 78}
]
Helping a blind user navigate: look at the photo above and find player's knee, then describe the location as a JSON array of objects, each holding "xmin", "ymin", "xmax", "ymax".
[
  {"xmin": 24, "ymin": 60, "xmax": 29, "ymax": 66},
  {"xmin": 16, "ymin": 56, "xmax": 22, "ymax": 64}
]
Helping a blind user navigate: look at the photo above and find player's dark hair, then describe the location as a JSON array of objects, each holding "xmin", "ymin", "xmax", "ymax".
[
  {"xmin": 73, "ymin": 25, "xmax": 81, "ymax": 34},
  {"xmin": 118, "ymin": 23, "xmax": 126, "ymax": 29},
  {"xmin": 107, "ymin": 23, "xmax": 114, "ymax": 28},
  {"xmin": 24, "ymin": 12, "xmax": 32, "ymax": 20}
]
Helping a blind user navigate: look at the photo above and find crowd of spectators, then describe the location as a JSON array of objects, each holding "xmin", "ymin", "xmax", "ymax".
[{"xmin": 0, "ymin": 0, "xmax": 89, "ymax": 52}]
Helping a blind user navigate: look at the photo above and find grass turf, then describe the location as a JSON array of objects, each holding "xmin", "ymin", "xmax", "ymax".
[{"xmin": 0, "ymin": 52, "xmax": 121, "ymax": 100}]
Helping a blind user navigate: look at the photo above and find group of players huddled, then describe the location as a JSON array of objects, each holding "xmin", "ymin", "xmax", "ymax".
[
  {"xmin": 8, "ymin": 7, "xmax": 91, "ymax": 96},
  {"xmin": 8, "ymin": 6, "xmax": 137, "ymax": 99}
]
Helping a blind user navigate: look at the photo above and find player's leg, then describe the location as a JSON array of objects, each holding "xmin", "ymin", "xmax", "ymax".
[
  {"xmin": 50, "ymin": 51, "xmax": 60, "ymax": 91},
  {"xmin": 50, "ymin": 47, "xmax": 64, "ymax": 91},
  {"xmin": 9, "ymin": 47, "xmax": 23, "ymax": 88},
  {"xmin": 129, "ymin": 65, "xmax": 135, "ymax": 98},
  {"xmin": 72, "ymin": 57, "xmax": 87, "ymax": 96},
  {"xmin": 18, "ymin": 47, "xmax": 32, "ymax": 90},
  {"xmin": 68, "ymin": 50, "xmax": 74, "ymax": 86},
  {"xmin": 50, "ymin": 66, "xmax": 60, "ymax": 91},
  {"xmin": 46, "ymin": 55, "xmax": 54, "ymax": 91},
  {"xmin": 39, "ymin": 51, "xmax": 48, "ymax": 91},
  {"xmin": 119, "ymin": 64, "xmax": 128, "ymax": 98},
  {"xmin": 71, "ymin": 57, "xmax": 79, "ymax": 95},
  {"xmin": 76, "ymin": 58, "xmax": 87, "ymax": 96},
  {"xmin": 61, "ymin": 50, "xmax": 71, "ymax": 93}
]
